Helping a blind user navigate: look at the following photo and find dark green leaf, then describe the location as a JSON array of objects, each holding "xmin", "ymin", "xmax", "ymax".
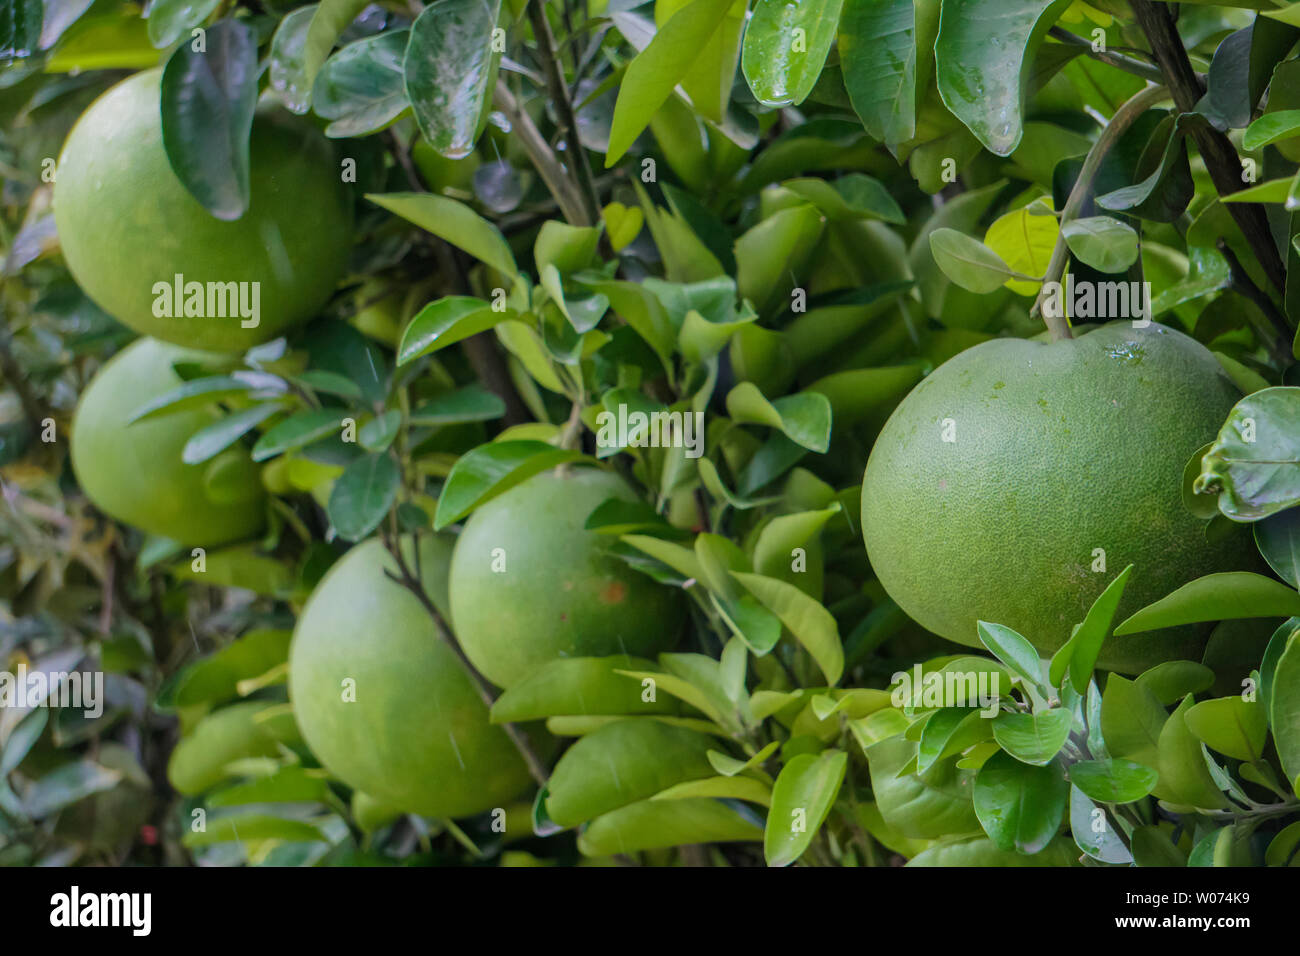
[
  {"xmin": 404, "ymin": 0, "xmax": 500, "ymax": 159},
  {"xmin": 1113, "ymin": 572, "xmax": 1300, "ymax": 635},
  {"xmin": 973, "ymin": 750, "xmax": 1069, "ymax": 855},
  {"xmin": 251, "ymin": 409, "xmax": 347, "ymax": 461},
  {"xmin": 313, "ymin": 29, "xmax": 409, "ymax": 137},
  {"xmin": 1069, "ymin": 758, "xmax": 1158, "ymax": 803},
  {"xmin": 327, "ymin": 452, "xmax": 399, "ymax": 541},
  {"xmin": 182, "ymin": 403, "xmax": 283, "ymax": 465},
  {"xmin": 1196, "ymin": 387, "xmax": 1300, "ymax": 521},
  {"xmin": 742, "ymin": 0, "xmax": 844, "ymax": 108}
]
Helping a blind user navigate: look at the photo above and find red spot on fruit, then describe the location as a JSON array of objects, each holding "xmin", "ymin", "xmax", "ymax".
[{"xmin": 599, "ymin": 581, "xmax": 628, "ymax": 604}]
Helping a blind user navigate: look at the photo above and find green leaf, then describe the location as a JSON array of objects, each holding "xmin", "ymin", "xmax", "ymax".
[
  {"xmin": 147, "ymin": 0, "xmax": 220, "ymax": 50},
  {"xmin": 1243, "ymin": 109, "xmax": 1300, "ymax": 150},
  {"xmin": 934, "ymin": 0, "xmax": 1073, "ymax": 156},
  {"xmin": 976, "ymin": 620, "xmax": 1042, "ymax": 689},
  {"xmin": 1056, "ymin": 564, "xmax": 1133, "ymax": 694},
  {"xmin": 208, "ymin": 767, "xmax": 333, "ymax": 807},
  {"xmin": 1135, "ymin": 660, "xmax": 1216, "ymax": 706},
  {"xmin": 1273, "ymin": 639, "xmax": 1300, "ymax": 793},
  {"xmin": 1061, "ymin": 216, "xmax": 1140, "ymax": 273},
  {"xmin": 157, "ymin": 628, "xmax": 292, "ymax": 709},
  {"xmin": 251, "ymin": 409, "xmax": 347, "ymax": 462},
  {"xmin": 328, "ymin": 453, "xmax": 399, "ymax": 541},
  {"xmin": 713, "ymin": 592, "xmax": 783, "ymax": 655},
  {"xmin": 764, "ymin": 749, "xmax": 847, "ymax": 866},
  {"xmin": 725, "ymin": 383, "xmax": 832, "ymax": 453},
  {"xmin": 1153, "ymin": 694, "xmax": 1229, "ymax": 810},
  {"xmin": 917, "ymin": 707, "xmax": 992, "ymax": 774},
  {"xmin": 1095, "ymin": 114, "xmax": 1200, "ymax": 223},
  {"xmin": 160, "ymin": 18, "xmax": 259, "ymax": 220},
  {"xmin": 312, "ymin": 29, "xmax": 409, "ymax": 138},
  {"xmin": 1068, "ymin": 759, "xmax": 1158, "ymax": 804},
  {"xmin": 1196, "ymin": 387, "xmax": 1300, "ymax": 521},
  {"xmin": 1113, "ymin": 572, "xmax": 1300, "ymax": 635},
  {"xmin": 182, "ymin": 813, "xmax": 326, "ymax": 848},
  {"xmin": 865, "ymin": 735, "xmax": 979, "ymax": 838},
  {"xmin": 983, "ymin": 200, "xmax": 1057, "ymax": 294},
  {"xmin": 127, "ymin": 374, "xmax": 278, "ymax": 423},
  {"xmin": 973, "ymin": 750, "xmax": 1069, "ymax": 854},
  {"xmin": 398, "ymin": 296, "xmax": 508, "ymax": 364},
  {"xmin": 577, "ymin": 797, "xmax": 762, "ymax": 855},
  {"xmin": 1261, "ymin": 618, "xmax": 1298, "ymax": 718},
  {"xmin": 928, "ymin": 228, "xmax": 1020, "ymax": 293},
  {"xmin": 171, "ymin": 544, "xmax": 293, "ymax": 596},
  {"xmin": 302, "ymin": 0, "xmax": 371, "ymax": 102},
  {"xmin": 404, "ymin": 0, "xmax": 500, "ymax": 159},
  {"xmin": 359, "ymin": 409, "xmax": 401, "ymax": 452},
  {"xmin": 751, "ymin": 504, "xmax": 840, "ymax": 580},
  {"xmin": 1, "ymin": 0, "xmax": 42, "ymax": 58},
  {"xmin": 742, "ymin": 0, "xmax": 845, "ymax": 108},
  {"xmin": 1256, "ymin": 508, "xmax": 1300, "ymax": 588},
  {"xmin": 839, "ymin": 0, "xmax": 931, "ymax": 147},
  {"xmin": 409, "ymin": 384, "xmax": 506, "ymax": 426},
  {"xmin": 1184, "ymin": 696, "xmax": 1268, "ymax": 762},
  {"xmin": 367, "ymin": 192, "xmax": 517, "ymax": 278},
  {"xmin": 546, "ymin": 719, "xmax": 716, "ymax": 827},
  {"xmin": 491, "ymin": 656, "xmax": 676, "ymax": 723},
  {"xmin": 606, "ymin": 0, "xmax": 738, "ymax": 164},
  {"xmin": 652, "ymin": 775, "xmax": 772, "ymax": 806},
  {"xmin": 23, "ymin": 760, "xmax": 122, "ymax": 818},
  {"xmin": 1100, "ymin": 674, "xmax": 1167, "ymax": 767},
  {"xmin": 182, "ymin": 404, "xmax": 283, "ymax": 465},
  {"xmin": 535, "ymin": 221, "xmax": 603, "ymax": 276},
  {"xmin": 0, "ymin": 708, "xmax": 47, "ymax": 778},
  {"xmin": 991, "ymin": 709, "xmax": 1072, "ymax": 766},
  {"xmin": 805, "ymin": 364, "xmax": 923, "ymax": 429},
  {"xmin": 433, "ymin": 442, "xmax": 589, "ymax": 529},
  {"xmin": 783, "ymin": 175, "xmax": 905, "ymax": 224},
  {"xmin": 269, "ymin": 5, "xmax": 318, "ymax": 114},
  {"xmin": 731, "ymin": 570, "xmax": 844, "ymax": 685},
  {"xmin": 1069, "ymin": 786, "xmax": 1132, "ymax": 864}
]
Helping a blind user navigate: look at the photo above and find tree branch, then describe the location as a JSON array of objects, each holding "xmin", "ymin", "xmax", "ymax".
[
  {"xmin": 1048, "ymin": 27, "xmax": 1167, "ymax": 85},
  {"xmin": 1129, "ymin": 0, "xmax": 1288, "ymax": 298},
  {"xmin": 493, "ymin": 79, "xmax": 590, "ymax": 227}
]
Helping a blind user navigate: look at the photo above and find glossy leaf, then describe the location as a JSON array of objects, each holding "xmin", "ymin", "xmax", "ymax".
[
  {"xmin": 160, "ymin": 18, "xmax": 259, "ymax": 219},
  {"xmin": 1154, "ymin": 694, "xmax": 1229, "ymax": 810},
  {"xmin": 398, "ymin": 296, "xmax": 507, "ymax": 365},
  {"xmin": 742, "ymin": 0, "xmax": 844, "ymax": 108},
  {"xmin": 764, "ymin": 749, "xmax": 847, "ymax": 866},
  {"xmin": 1196, "ymin": 387, "xmax": 1300, "ymax": 521},
  {"xmin": 147, "ymin": 0, "xmax": 220, "ymax": 50},
  {"xmin": 1269, "ymin": 639, "xmax": 1300, "ymax": 793},
  {"xmin": 731, "ymin": 570, "xmax": 844, "ymax": 684},
  {"xmin": 973, "ymin": 750, "xmax": 1069, "ymax": 855},
  {"xmin": 269, "ymin": 5, "xmax": 318, "ymax": 114},
  {"xmin": 367, "ymin": 192, "xmax": 517, "ymax": 278},
  {"xmin": 491, "ymin": 656, "xmax": 675, "ymax": 723},
  {"xmin": 991, "ymin": 709, "xmax": 1072, "ymax": 766},
  {"xmin": 1243, "ymin": 109, "xmax": 1300, "ymax": 150},
  {"xmin": 546, "ymin": 719, "xmax": 716, "ymax": 826},
  {"xmin": 726, "ymin": 383, "xmax": 832, "ymax": 453},
  {"xmin": 405, "ymin": 0, "xmax": 500, "ymax": 159},
  {"xmin": 1184, "ymin": 696, "xmax": 1268, "ymax": 762},
  {"xmin": 1256, "ymin": 508, "xmax": 1300, "ymax": 588},
  {"xmin": 976, "ymin": 620, "xmax": 1042, "ymax": 689},
  {"xmin": 313, "ymin": 29, "xmax": 409, "ymax": 137},
  {"xmin": 577, "ymin": 797, "xmax": 762, "ymax": 855},
  {"xmin": 1113, "ymin": 572, "xmax": 1300, "ymax": 635},
  {"xmin": 928, "ymin": 228, "xmax": 1020, "ymax": 293},
  {"xmin": 983, "ymin": 201, "xmax": 1057, "ymax": 295},
  {"xmin": 934, "ymin": 0, "xmax": 1073, "ymax": 156},
  {"xmin": 182, "ymin": 403, "xmax": 284, "ymax": 465},
  {"xmin": 1061, "ymin": 216, "xmax": 1140, "ymax": 274},
  {"xmin": 1053, "ymin": 564, "xmax": 1133, "ymax": 694},
  {"xmin": 838, "ymin": 0, "xmax": 930, "ymax": 147},
  {"xmin": 251, "ymin": 409, "xmax": 347, "ymax": 461},
  {"xmin": 607, "ymin": 0, "xmax": 737, "ymax": 164},
  {"xmin": 1068, "ymin": 758, "xmax": 1158, "ymax": 804},
  {"xmin": 1135, "ymin": 660, "xmax": 1216, "ymax": 707},
  {"xmin": 328, "ymin": 453, "xmax": 399, "ymax": 541},
  {"xmin": 866, "ymin": 735, "xmax": 980, "ymax": 839},
  {"xmin": 301, "ymin": 0, "xmax": 371, "ymax": 100},
  {"xmin": 434, "ymin": 442, "xmax": 590, "ymax": 529},
  {"xmin": 409, "ymin": 384, "xmax": 506, "ymax": 426},
  {"xmin": 1069, "ymin": 786, "xmax": 1132, "ymax": 864},
  {"xmin": 1100, "ymin": 674, "xmax": 1166, "ymax": 767}
]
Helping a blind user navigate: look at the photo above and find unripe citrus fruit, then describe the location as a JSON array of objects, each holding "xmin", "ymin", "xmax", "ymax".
[
  {"xmin": 861, "ymin": 323, "xmax": 1257, "ymax": 674},
  {"xmin": 53, "ymin": 69, "xmax": 352, "ymax": 353},
  {"xmin": 449, "ymin": 468, "xmax": 685, "ymax": 688},
  {"xmin": 289, "ymin": 536, "xmax": 538, "ymax": 818},
  {"xmin": 70, "ymin": 337, "xmax": 265, "ymax": 546}
]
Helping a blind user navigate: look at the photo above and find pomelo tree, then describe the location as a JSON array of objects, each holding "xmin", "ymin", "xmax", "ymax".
[{"xmin": 1, "ymin": 0, "xmax": 1299, "ymax": 870}]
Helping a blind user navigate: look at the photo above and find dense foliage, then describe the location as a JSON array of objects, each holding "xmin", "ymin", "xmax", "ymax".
[{"xmin": 2, "ymin": 0, "xmax": 1300, "ymax": 867}]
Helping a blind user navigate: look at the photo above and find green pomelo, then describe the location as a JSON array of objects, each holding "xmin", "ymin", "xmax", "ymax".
[
  {"xmin": 861, "ymin": 322, "xmax": 1258, "ymax": 674},
  {"xmin": 53, "ymin": 70, "xmax": 352, "ymax": 353},
  {"xmin": 449, "ymin": 468, "xmax": 686, "ymax": 688},
  {"xmin": 70, "ymin": 337, "xmax": 265, "ymax": 546},
  {"xmin": 289, "ymin": 536, "xmax": 538, "ymax": 819}
]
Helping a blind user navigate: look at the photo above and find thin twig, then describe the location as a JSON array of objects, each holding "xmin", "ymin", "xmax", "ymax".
[
  {"xmin": 1048, "ymin": 27, "xmax": 1167, "ymax": 85},
  {"xmin": 380, "ymin": 527, "xmax": 551, "ymax": 787},
  {"xmin": 1032, "ymin": 83, "xmax": 1172, "ymax": 336},
  {"xmin": 493, "ymin": 80, "xmax": 589, "ymax": 227}
]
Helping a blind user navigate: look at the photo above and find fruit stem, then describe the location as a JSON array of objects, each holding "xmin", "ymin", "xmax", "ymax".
[
  {"xmin": 380, "ymin": 527, "xmax": 552, "ymax": 788},
  {"xmin": 1031, "ymin": 82, "xmax": 1171, "ymax": 341}
]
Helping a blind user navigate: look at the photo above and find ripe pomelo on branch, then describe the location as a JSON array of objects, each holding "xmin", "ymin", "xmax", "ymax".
[
  {"xmin": 450, "ymin": 468, "xmax": 686, "ymax": 688},
  {"xmin": 53, "ymin": 69, "xmax": 353, "ymax": 353},
  {"xmin": 70, "ymin": 337, "xmax": 265, "ymax": 546},
  {"xmin": 861, "ymin": 322, "xmax": 1258, "ymax": 674},
  {"xmin": 289, "ymin": 536, "xmax": 541, "ymax": 820}
]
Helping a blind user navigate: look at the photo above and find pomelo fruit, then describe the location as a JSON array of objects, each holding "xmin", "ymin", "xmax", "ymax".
[
  {"xmin": 289, "ymin": 536, "xmax": 539, "ymax": 819},
  {"xmin": 70, "ymin": 337, "xmax": 265, "ymax": 546},
  {"xmin": 53, "ymin": 69, "xmax": 352, "ymax": 353},
  {"xmin": 449, "ymin": 468, "xmax": 685, "ymax": 688},
  {"xmin": 861, "ymin": 322, "xmax": 1258, "ymax": 674}
]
